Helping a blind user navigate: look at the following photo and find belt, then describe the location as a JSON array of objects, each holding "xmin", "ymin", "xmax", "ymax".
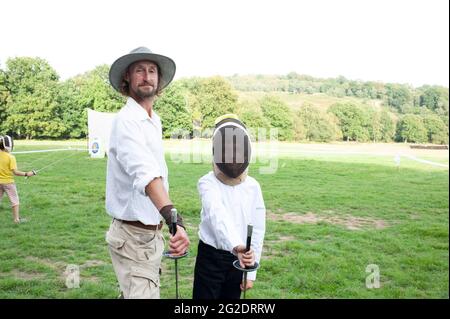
[{"xmin": 115, "ymin": 219, "xmax": 164, "ymax": 231}]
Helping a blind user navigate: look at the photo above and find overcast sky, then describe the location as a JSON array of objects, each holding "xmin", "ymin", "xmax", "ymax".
[{"xmin": 1, "ymin": 0, "xmax": 448, "ymax": 87}]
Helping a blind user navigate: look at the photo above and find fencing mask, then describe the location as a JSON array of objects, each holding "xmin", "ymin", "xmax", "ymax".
[
  {"xmin": 0, "ymin": 135, "xmax": 13, "ymax": 152},
  {"xmin": 212, "ymin": 114, "xmax": 251, "ymax": 181}
]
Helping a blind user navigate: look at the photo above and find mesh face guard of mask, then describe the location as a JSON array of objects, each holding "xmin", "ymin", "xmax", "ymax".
[{"xmin": 212, "ymin": 117, "xmax": 251, "ymax": 178}]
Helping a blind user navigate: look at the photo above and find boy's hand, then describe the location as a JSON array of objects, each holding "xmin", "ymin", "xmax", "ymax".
[
  {"xmin": 26, "ymin": 170, "xmax": 37, "ymax": 178},
  {"xmin": 240, "ymin": 279, "xmax": 254, "ymax": 291},
  {"xmin": 234, "ymin": 245, "xmax": 255, "ymax": 268}
]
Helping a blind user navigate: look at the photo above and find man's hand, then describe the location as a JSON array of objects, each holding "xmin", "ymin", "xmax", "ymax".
[
  {"xmin": 234, "ymin": 245, "xmax": 255, "ymax": 268},
  {"xmin": 169, "ymin": 225, "xmax": 190, "ymax": 256},
  {"xmin": 240, "ymin": 279, "xmax": 254, "ymax": 291}
]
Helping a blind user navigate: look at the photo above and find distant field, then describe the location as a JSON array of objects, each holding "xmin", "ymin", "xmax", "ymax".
[
  {"xmin": 163, "ymin": 139, "xmax": 449, "ymax": 171},
  {"xmin": 0, "ymin": 140, "xmax": 447, "ymax": 298}
]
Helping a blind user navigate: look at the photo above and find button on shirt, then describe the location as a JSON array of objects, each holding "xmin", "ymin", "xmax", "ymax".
[
  {"xmin": 106, "ymin": 97, "xmax": 168, "ymax": 225},
  {"xmin": 198, "ymin": 171, "xmax": 266, "ymax": 280}
]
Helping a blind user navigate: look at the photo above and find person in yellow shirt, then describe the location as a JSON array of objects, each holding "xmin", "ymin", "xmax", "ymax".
[{"xmin": 0, "ymin": 135, "xmax": 36, "ymax": 223}]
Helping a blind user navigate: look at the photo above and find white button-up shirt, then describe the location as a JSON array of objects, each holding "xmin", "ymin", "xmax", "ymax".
[
  {"xmin": 198, "ymin": 171, "xmax": 266, "ymax": 280},
  {"xmin": 106, "ymin": 97, "xmax": 168, "ymax": 225}
]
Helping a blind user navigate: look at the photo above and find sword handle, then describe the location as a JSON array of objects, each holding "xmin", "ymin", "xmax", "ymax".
[
  {"xmin": 245, "ymin": 224, "xmax": 253, "ymax": 270},
  {"xmin": 245, "ymin": 224, "xmax": 253, "ymax": 252},
  {"xmin": 25, "ymin": 170, "xmax": 37, "ymax": 179},
  {"xmin": 171, "ymin": 208, "xmax": 177, "ymax": 236}
]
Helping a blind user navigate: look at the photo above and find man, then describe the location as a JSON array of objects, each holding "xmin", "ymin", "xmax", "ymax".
[{"xmin": 105, "ymin": 47, "xmax": 190, "ymax": 299}]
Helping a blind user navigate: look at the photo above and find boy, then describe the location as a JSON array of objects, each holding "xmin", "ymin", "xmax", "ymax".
[
  {"xmin": 193, "ymin": 114, "xmax": 266, "ymax": 299},
  {"xmin": 0, "ymin": 135, "xmax": 36, "ymax": 223}
]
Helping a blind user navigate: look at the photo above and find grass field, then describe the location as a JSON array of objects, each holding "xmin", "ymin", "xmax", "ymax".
[{"xmin": 0, "ymin": 140, "xmax": 448, "ymax": 298}]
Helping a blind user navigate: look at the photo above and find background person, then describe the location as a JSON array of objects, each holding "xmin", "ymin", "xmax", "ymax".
[{"xmin": 0, "ymin": 135, "xmax": 36, "ymax": 224}]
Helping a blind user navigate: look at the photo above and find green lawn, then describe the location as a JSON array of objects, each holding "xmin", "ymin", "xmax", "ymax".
[{"xmin": 0, "ymin": 141, "xmax": 448, "ymax": 298}]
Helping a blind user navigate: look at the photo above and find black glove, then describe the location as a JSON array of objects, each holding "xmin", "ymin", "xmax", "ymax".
[{"xmin": 159, "ymin": 204, "xmax": 185, "ymax": 233}]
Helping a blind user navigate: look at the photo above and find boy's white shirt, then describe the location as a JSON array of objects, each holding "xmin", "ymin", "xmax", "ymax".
[{"xmin": 198, "ymin": 171, "xmax": 266, "ymax": 281}]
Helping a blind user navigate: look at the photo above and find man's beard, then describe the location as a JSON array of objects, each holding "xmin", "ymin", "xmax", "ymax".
[{"xmin": 133, "ymin": 84, "xmax": 157, "ymax": 99}]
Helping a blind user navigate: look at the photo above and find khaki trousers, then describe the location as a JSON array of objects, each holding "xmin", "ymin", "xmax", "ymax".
[{"xmin": 106, "ymin": 219, "xmax": 165, "ymax": 299}]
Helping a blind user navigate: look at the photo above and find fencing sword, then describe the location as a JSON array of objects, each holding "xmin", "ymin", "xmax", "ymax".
[
  {"xmin": 16, "ymin": 149, "xmax": 66, "ymax": 170},
  {"xmin": 243, "ymin": 224, "xmax": 253, "ymax": 299},
  {"xmin": 25, "ymin": 170, "xmax": 37, "ymax": 179},
  {"xmin": 25, "ymin": 150, "xmax": 80, "ymax": 179},
  {"xmin": 232, "ymin": 224, "xmax": 259, "ymax": 299},
  {"xmin": 171, "ymin": 209, "xmax": 180, "ymax": 299},
  {"xmin": 163, "ymin": 208, "xmax": 188, "ymax": 299}
]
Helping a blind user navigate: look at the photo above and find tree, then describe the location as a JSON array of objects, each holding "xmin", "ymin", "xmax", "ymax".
[
  {"xmin": 5, "ymin": 57, "xmax": 59, "ymax": 95},
  {"xmin": 396, "ymin": 114, "xmax": 428, "ymax": 143},
  {"xmin": 0, "ymin": 68, "xmax": 9, "ymax": 132},
  {"xmin": 260, "ymin": 95, "xmax": 294, "ymax": 141},
  {"xmin": 77, "ymin": 65, "xmax": 125, "ymax": 113},
  {"xmin": 3, "ymin": 57, "xmax": 66, "ymax": 138},
  {"xmin": 154, "ymin": 81, "xmax": 193, "ymax": 138},
  {"xmin": 368, "ymin": 109, "xmax": 383, "ymax": 142},
  {"xmin": 236, "ymin": 100, "xmax": 270, "ymax": 139},
  {"xmin": 379, "ymin": 111, "xmax": 396, "ymax": 142},
  {"xmin": 292, "ymin": 114, "xmax": 306, "ymax": 141},
  {"xmin": 423, "ymin": 114, "xmax": 448, "ymax": 144},
  {"xmin": 296, "ymin": 103, "xmax": 340, "ymax": 142},
  {"xmin": 419, "ymin": 86, "xmax": 449, "ymax": 115},
  {"xmin": 57, "ymin": 65, "xmax": 125, "ymax": 138},
  {"xmin": 381, "ymin": 83, "xmax": 413, "ymax": 112},
  {"xmin": 57, "ymin": 78, "xmax": 89, "ymax": 138},
  {"xmin": 187, "ymin": 77, "xmax": 238, "ymax": 134},
  {"xmin": 328, "ymin": 103, "xmax": 371, "ymax": 142},
  {"xmin": 367, "ymin": 110, "xmax": 396, "ymax": 142}
]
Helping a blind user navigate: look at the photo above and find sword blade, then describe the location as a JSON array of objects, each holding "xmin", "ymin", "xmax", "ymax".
[
  {"xmin": 243, "ymin": 272, "xmax": 247, "ymax": 299},
  {"xmin": 175, "ymin": 259, "xmax": 179, "ymax": 299}
]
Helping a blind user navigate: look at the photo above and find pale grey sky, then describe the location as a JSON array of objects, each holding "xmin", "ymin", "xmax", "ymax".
[{"xmin": 1, "ymin": 0, "xmax": 448, "ymax": 87}]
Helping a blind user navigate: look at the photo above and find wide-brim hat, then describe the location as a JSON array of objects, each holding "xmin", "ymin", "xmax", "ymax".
[{"xmin": 109, "ymin": 46, "xmax": 176, "ymax": 92}]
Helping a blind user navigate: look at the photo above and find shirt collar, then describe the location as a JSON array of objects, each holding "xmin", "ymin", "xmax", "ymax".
[{"xmin": 126, "ymin": 97, "xmax": 159, "ymax": 122}]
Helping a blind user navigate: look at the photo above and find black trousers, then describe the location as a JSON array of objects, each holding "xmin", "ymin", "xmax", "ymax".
[{"xmin": 193, "ymin": 240, "xmax": 242, "ymax": 299}]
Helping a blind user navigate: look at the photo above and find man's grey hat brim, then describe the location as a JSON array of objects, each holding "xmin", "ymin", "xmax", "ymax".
[{"xmin": 109, "ymin": 47, "xmax": 176, "ymax": 92}]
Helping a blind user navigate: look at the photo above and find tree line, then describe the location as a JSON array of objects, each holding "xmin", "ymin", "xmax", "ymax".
[
  {"xmin": 0, "ymin": 57, "xmax": 448, "ymax": 144},
  {"xmin": 227, "ymin": 73, "xmax": 449, "ymax": 116}
]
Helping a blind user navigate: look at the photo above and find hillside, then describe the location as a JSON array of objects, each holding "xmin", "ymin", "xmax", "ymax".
[{"xmin": 237, "ymin": 91, "xmax": 384, "ymax": 112}]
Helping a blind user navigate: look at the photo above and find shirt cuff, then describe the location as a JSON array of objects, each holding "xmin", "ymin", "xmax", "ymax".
[
  {"xmin": 134, "ymin": 171, "xmax": 162, "ymax": 196},
  {"xmin": 247, "ymin": 270, "xmax": 257, "ymax": 281}
]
